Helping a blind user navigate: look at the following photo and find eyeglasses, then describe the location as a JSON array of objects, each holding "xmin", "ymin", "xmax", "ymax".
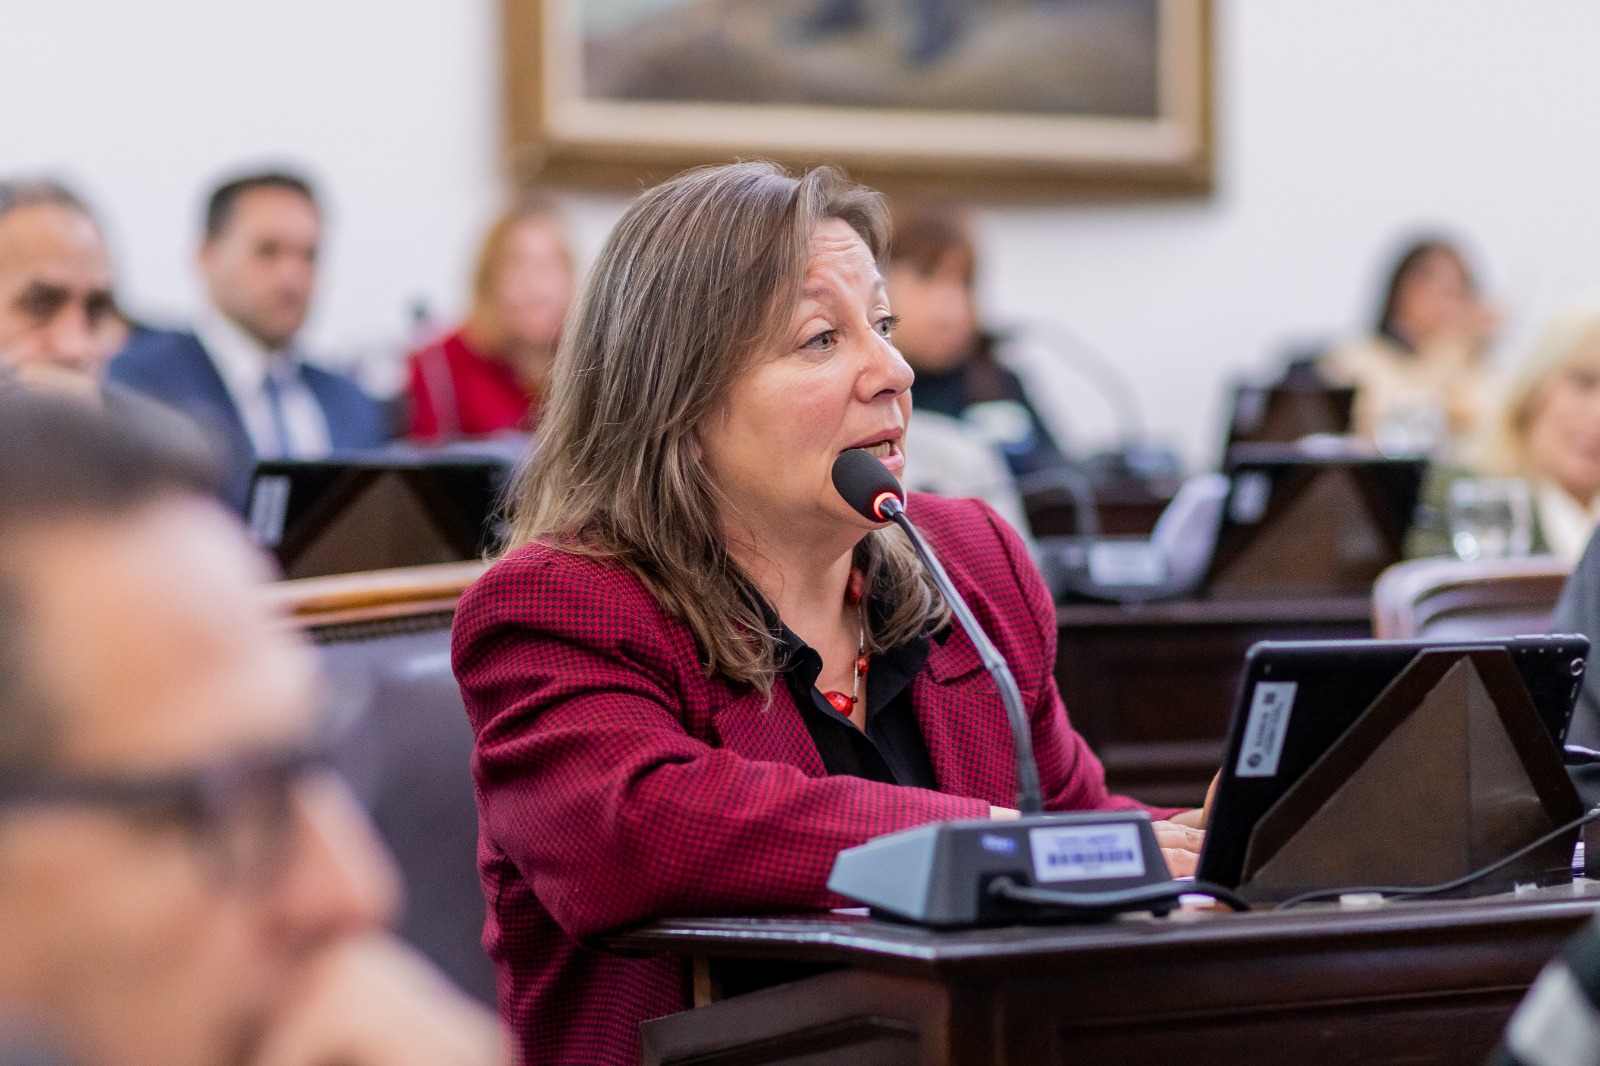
[{"xmin": 0, "ymin": 746, "xmax": 332, "ymax": 889}]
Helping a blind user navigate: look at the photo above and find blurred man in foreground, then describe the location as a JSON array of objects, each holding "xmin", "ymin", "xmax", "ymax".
[
  {"xmin": 0, "ymin": 393, "xmax": 502, "ymax": 1066},
  {"xmin": 0, "ymin": 180, "xmax": 125, "ymax": 398}
]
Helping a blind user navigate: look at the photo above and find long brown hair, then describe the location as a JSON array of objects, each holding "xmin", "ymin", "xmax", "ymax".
[{"xmin": 506, "ymin": 162, "xmax": 947, "ymax": 694}]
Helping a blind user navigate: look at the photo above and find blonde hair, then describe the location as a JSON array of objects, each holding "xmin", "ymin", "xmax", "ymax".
[
  {"xmin": 1477, "ymin": 304, "xmax": 1600, "ymax": 478},
  {"xmin": 463, "ymin": 195, "xmax": 573, "ymax": 354},
  {"xmin": 506, "ymin": 162, "xmax": 948, "ymax": 693}
]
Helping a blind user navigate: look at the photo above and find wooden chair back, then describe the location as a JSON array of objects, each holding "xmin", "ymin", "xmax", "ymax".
[
  {"xmin": 270, "ymin": 561, "xmax": 493, "ymax": 1004},
  {"xmin": 1371, "ymin": 555, "xmax": 1571, "ymax": 640}
]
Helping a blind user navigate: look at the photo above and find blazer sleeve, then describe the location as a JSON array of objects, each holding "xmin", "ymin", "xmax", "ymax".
[
  {"xmin": 975, "ymin": 500, "xmax": 1183, "ymax": 819},
  {"xmin": 1553, "ymin": 534, "xmax": 1600, "ymax": 807},
  {"xmin": 453, "ymin": 553, "xmax": 990, "ymax": 945}
]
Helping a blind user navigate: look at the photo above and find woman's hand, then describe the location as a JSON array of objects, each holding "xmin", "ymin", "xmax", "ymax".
[
  {"xmin": 1166, "ymin": 771, "xmax": 1219, "ymax": 831},
  {"xmin": 993, "ymin": 772, "xmax": 1220, "ymax": 878},
  {"xmin": 1156, "ymin": 772, "xmax": 1218, "ymax": 876},
  {"xmin": 1151, "ymin": 820, "xmax": 1204, "ymax": 877}
]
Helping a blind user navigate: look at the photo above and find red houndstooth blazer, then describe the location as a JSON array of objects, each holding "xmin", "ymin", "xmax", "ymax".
[{"xmin": 453, "ymin": 493, "xmax": 1161, "ymax": 1066}]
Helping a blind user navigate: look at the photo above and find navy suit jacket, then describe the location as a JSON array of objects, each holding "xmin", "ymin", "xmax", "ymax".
[{"xmin": 108, "ymin": 327, "xmax": 388, "ymax": 511}]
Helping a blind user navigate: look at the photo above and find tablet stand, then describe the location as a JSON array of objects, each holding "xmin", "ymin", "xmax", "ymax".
[
  {"xmin": 1238, "ymin": 647, "xmax": 1583, "ymax": 901},
  {"xmin": 278, "ymin": 468, "xmax": 487, "ymax": 579}
]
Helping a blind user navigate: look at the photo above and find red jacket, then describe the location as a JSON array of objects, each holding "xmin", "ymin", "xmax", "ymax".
[
  {"xmin": 406, "ymin": 329, "xmax": 536, "ymax": 441},
  {"xmin": 452, "ymin": 494, "xmax": 1155, "ymax": 1065}
]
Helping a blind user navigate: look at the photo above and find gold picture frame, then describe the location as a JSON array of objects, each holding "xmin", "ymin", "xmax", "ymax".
[{"xmin": 504, "ymin": 0, "xmax": 1213, "ymax": 197}]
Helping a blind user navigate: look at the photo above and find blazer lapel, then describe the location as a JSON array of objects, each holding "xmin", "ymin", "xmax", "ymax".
[
  {"xmin": 914, "ymin": 624, "xmax": 1020, "ymax": 805},
  {"xmin": 711, "ymin": 684, "xmax": 828, "ymax": 777},
  {"xmin": 180, "ymin": 334, "xmax": 259, "ymax": 512}
]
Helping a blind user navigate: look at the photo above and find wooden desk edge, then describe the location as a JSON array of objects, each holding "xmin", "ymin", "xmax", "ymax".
[
  {"xmin": 269, "ymin": 561, "xmax": 488, "ymax": 628},
  {"xmin": 606, "ymin": 886, "xmax": 1600, "ymax": 974}
]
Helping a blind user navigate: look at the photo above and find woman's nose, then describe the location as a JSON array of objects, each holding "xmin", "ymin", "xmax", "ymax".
[{"xmin": 860, "ymin": 331, "xmax": 915, "ymax": 401}]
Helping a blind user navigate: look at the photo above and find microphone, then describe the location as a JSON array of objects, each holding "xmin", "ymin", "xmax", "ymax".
[
  {"xmin": 826, "ymin": 448, "xmax": 1243, "ymax": 925},
  {"xmin": 832, "ymin": 448, "xmax": 1043, "ymax": 815}
]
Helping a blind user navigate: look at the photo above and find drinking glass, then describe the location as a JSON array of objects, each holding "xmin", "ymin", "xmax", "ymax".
[{"xmin": 1448, "ymin": 477, "xmax": 1533, "ymax": 561}]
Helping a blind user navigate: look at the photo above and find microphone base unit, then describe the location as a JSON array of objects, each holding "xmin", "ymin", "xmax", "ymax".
[{"xmin": 828, "ymin": 811, "xmax": 1175, "ymax": 927}]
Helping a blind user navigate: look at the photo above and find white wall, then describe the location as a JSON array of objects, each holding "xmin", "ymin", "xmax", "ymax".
[
  {"xmin": 8, "ymin": 1, "xmax": 1600, "ymax": 463},
  {"xmin": 0, "ymin": 0, "xmax": 503, "ymax": 393},
  {"xmin": 975, "ymin": 1, "xmax": 1600, "ymax": 463}
]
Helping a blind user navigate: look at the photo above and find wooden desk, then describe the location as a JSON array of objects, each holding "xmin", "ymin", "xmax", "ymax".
[
  {"xmin": 1055, "ymin": 596, "xmax": 1373, "ymax": 808},
  {"xmin": 613, "ymin": 884, "xmax": 1600, "ymax": 1066}
]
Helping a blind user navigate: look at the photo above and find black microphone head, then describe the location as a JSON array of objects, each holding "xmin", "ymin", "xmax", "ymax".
[{"xmin": 832, "ymin": 448, "xmax": 905, "ymax": 522}]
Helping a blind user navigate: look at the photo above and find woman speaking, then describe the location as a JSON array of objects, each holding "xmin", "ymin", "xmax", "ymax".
[{"xmin": 452, "ymin": 162, "xmax": 1204, "ymax": 1065}]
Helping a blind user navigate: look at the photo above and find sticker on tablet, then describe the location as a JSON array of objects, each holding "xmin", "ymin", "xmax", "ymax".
[
  {"xmin": 247, "ymin": 475, "xmax": 292, "ymax": 548},
  {"xmin": 1236, "ymin": 681, "xmax": 1296, "ymax": 778}
]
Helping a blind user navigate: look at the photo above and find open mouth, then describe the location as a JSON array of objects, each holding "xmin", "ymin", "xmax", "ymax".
[{"xmin": 862, "ymin": 440, "xmax": 895, "ymax": 460}]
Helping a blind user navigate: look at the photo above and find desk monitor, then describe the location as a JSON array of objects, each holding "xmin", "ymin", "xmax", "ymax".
[
  {"xmin": 1202, "ymin": 443, "xmax": 1426, "ymax": 599},
  {"xmin": 1198, "ymin": 636, "xmax": 1588, "ymax": 900},
  {"xmin": 247, "ymin": 454, "xmax": 513, "ymax": 579}
]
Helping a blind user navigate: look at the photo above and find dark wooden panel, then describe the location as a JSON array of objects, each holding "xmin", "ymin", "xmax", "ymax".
[
  {"xmin": 642, "ymin": 970, "xmax": 945, "ymax": 1066},
  {"xmin": 1032, "ymin": 994, "xmax": 1516, "ymax": 1066},
  {"xmin": 1054, "ymin": 597, "xmax": 1373, "ymax": 807}
]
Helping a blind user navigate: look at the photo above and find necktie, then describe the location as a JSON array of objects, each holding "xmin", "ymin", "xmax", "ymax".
[{"xmin": 261, "ymin": 369, "xmax": 294, "ymax": 458}]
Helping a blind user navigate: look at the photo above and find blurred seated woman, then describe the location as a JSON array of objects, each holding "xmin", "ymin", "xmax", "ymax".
[
  {"xmin": 1408, "ymin": 305, "xmax": 1600, "ymax": 560},
  {"xmin": 451, "ymin": 163, "xmax": 1205, "ymax": 1066},
  {"xmin": 406, "ymin": 197, "xmax": 574, "ymax": 441},
  {"xmin": 884, "ymin": 200, "xmax": 1068, "ymax": 477},
  {"xmin": 1321, "ymin": 237, "xmax": 1498, "ymax": 457},
  {"xmin": 1484, "ymin": 306, "xmax": 1600, "ymax": 559}
]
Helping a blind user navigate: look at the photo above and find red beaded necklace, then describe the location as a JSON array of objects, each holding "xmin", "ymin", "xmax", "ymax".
[{"xmin": 821, "ymin": 569, "xmax": 870, "ymax": 718}]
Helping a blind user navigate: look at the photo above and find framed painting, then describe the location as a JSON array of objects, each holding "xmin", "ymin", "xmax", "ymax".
[{"xmin": 504, "ymin": 0, "xmax": 1213, "ymax": 197}]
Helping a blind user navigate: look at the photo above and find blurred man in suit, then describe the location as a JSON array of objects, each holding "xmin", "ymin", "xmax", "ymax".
[
  {"xmin": 0, "ymin": 179, "xmax": 126, "ymax": 398},
  {"xmin": 0, "ymin": 392, "xmax": 500, "ymax": 1066},
  {"xmin": 109, "ymin": 171, "xmax": 387, "ymax": 510}
]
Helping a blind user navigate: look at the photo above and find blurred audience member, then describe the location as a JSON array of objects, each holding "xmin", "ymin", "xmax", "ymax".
[
  {"xmin": 407, "ymin": 198, "xmax": 574, "ymax": 442},
  {"xmin": 109, "ymin": 170, "xmax": 388, "ymax": 509},
  {"xmin": 884, "ymin": 200, "xmax": 1068, "ymax": 478},
  {"xmin": 0, "ymin": 179, "xmax": 126, "ymax": 400},
  {"xmin": 0, "ymin": 392, "xmax": 502, "ymax": 1066},
  {"xmin": 1551, "ymin": 527, "xmax": 1600, "ymax": 810},
  {"xmin": 0, "ymin": 179, "xmax": 208, "ymax": 462},
  {"xmin": 1407, "ymin": 305, "xmax": 1600, "ymax": 560},
  {"xmin": 1321, "ymin": 237, "xmax": 1498, "ymax": 457},
  {"xmin": 1480, "ymin": 305, "xmax": 1600, "ymax": 560}
]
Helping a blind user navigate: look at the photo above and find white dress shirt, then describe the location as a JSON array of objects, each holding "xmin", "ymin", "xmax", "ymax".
[
  {"xmin": 195, "ymin": 309, "xmax": 332, "ymax": 458},
  {"xmin": 1537, "ymin": 481, "xmax": 1600, "ymax": 564}
]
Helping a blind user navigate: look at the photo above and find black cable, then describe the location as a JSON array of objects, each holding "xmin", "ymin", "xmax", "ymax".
[
  {"xmin": 1273, "ymin": 807, "xmax": 1600, "ymax": 911},
  {"xmin": 988, "ymin": 875, "xmax": 1252, "ymax": 914}
]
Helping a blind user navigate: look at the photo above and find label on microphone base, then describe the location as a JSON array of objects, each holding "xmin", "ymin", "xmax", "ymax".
[{"xmin": 1030, "ymin": 823, "xmax": 1146, "ymax": 883}]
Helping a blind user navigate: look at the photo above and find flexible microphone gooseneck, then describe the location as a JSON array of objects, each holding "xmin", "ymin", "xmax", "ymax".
[{"xmin": 831, "ymin": 448, "xmax": 1045, "ymax": 816}]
